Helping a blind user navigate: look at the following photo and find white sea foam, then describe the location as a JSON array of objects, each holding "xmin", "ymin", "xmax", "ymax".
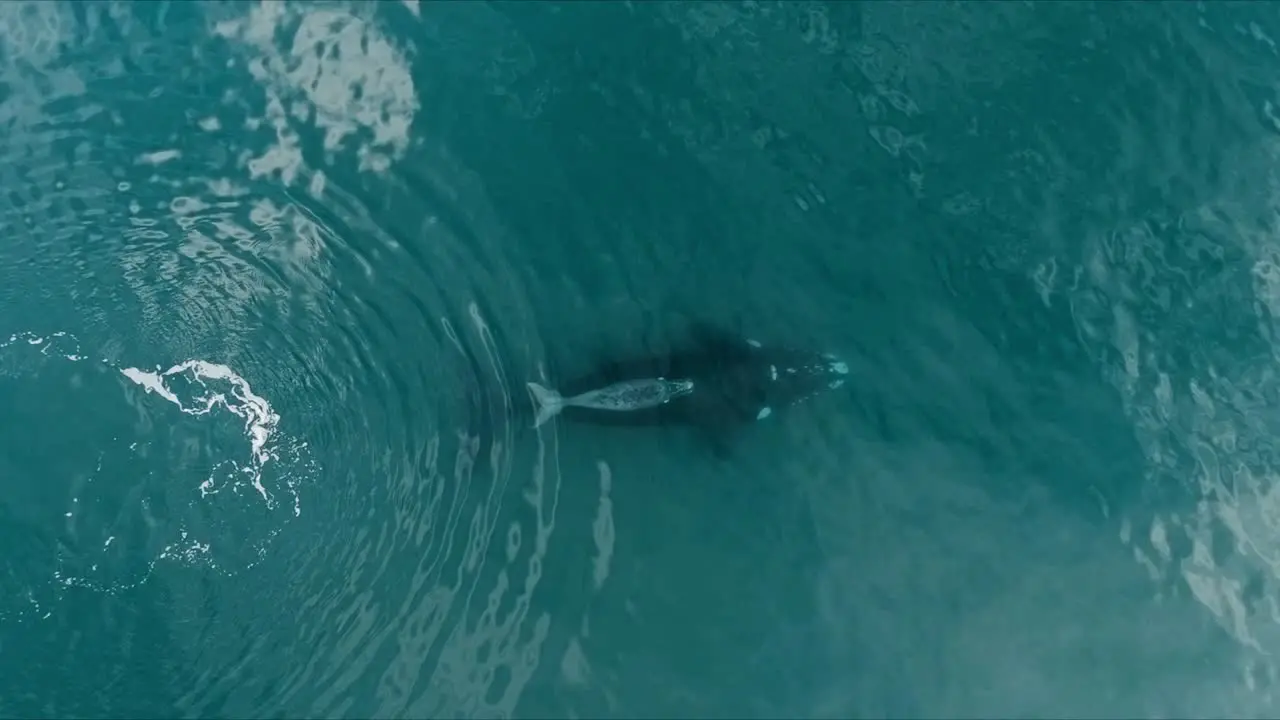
[
  {"xmin": 120, "ymin": 359, "xmax": 290, "ymax": 511},
  {"xmin": 0, "ymin": 331, "xmax": 313, "ymax": 621}
]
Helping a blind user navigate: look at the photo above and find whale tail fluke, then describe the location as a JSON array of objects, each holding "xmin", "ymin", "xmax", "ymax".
[{"xmin": 527, "ymin": 382, "xmax": 565, "ymax": 428}]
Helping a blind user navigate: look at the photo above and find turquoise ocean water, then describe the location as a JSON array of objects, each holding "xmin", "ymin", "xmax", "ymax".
[{"xmin": 4, "ymin": 1, "xmax": 1280, "ymax": 717}]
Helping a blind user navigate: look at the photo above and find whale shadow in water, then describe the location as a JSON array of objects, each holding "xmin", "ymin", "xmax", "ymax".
[{"xmin": 528, "ymin": 321, "xmax": 851, "ymax": 459}]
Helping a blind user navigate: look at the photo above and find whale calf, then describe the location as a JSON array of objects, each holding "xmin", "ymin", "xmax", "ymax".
[
  {"xmin": 527, "ymin": 377, "xmax": 695, "ymax": 428},
  {"xmin": 528, "ymin": 322, "xmax": 848, "ymax": 455}
]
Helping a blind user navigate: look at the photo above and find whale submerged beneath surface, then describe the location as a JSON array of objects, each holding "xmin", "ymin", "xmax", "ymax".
[{"xmin": 525, "ymin": 322, "xmax": 849, "ymax": 455}]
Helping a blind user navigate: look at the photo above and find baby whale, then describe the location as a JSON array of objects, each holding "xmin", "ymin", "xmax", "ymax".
[
  {"xmin": 526, "ymin": 322, "xmax": 849, "ymax": 455},
  {"xmin": 528, "ymin": 377, "xmax": 695, "ymax": 428}
]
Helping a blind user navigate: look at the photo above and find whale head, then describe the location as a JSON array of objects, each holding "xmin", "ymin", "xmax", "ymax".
[{"xmin": 747, "ymin": 344, "xmax": 849, "ymax": 420}]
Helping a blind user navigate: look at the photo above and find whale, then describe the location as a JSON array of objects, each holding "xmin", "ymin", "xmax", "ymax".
[{"xmin": 527, "ymin": 322, "xmax": 849, "ymax": 455}]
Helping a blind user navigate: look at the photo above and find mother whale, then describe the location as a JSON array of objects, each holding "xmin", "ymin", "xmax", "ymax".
[{"xmin": 527, "ymin": 322, "xmax": 849, "ymax": 454}]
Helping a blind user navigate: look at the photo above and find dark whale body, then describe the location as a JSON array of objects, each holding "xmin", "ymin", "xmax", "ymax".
[{"xmin": 531, "ymin": 322, "xmax": 849, "ymax": 455}]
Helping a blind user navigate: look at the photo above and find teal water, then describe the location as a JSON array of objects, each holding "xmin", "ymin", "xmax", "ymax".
[{"xmin": 4, "ymin": 1, "xmax": 1280, "ymax": 717}]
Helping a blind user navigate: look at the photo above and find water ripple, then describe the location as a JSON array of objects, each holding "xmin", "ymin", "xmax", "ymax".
[
  {"xmin": 0, "ymin": 2, "xmax": 594, "ymax": 718},
  {"xmin": 0, "ymin": 0, "xmax": 778, "ymax": 718}
]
